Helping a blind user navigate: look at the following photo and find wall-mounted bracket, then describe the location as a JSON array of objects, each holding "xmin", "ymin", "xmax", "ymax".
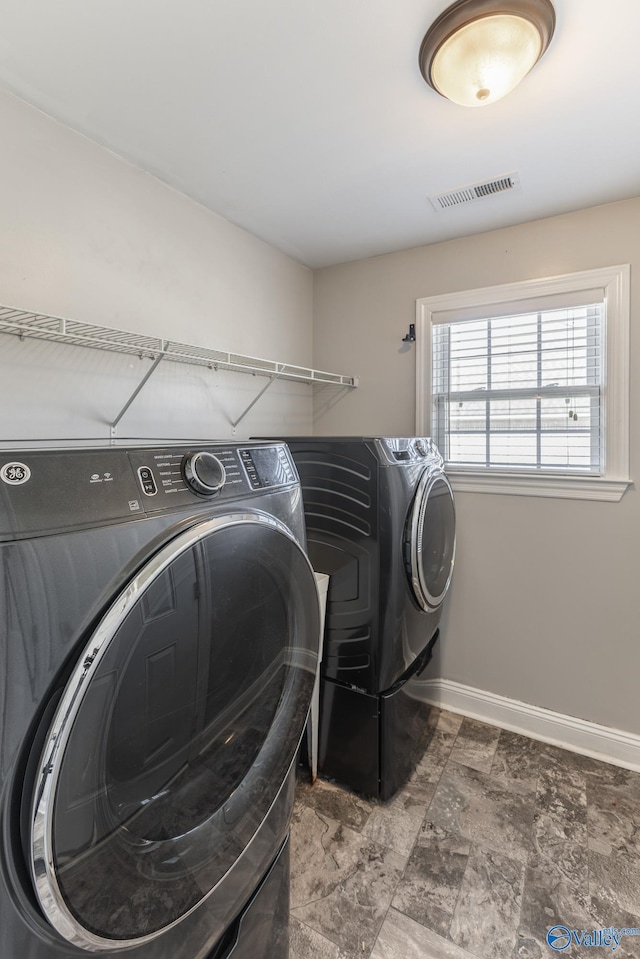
[
  {"xmin": 110, "ymin": 348, "xmax": 167, "ymax": 437},
  {"xmin": 402, "ymin": 323, "xmax": 416, "ymax": 343},
  {"xmin": 230, "ymin": 371, "xmax": 281, "ymax": 430}
]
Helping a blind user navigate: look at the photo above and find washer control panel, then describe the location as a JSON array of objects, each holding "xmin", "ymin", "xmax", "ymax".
[
  {"xmin": 128, "ymin": 443, "xmax": 297, "ymax": 511},
  {"xmin": 0, "ymin": 449, "xmax": 144, "ymax": 539},
  {"xmin": 0, "ymin": 442, "xmax": 299, "ymax": 538}
]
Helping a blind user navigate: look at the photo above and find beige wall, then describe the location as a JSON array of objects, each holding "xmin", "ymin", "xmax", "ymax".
[
  {"xmin": 3, "ymin": 82, "xmax": 639, "ymax": 736},
  {"xmin": 0, "ymin": 90, "xmax": 314, "ymax": 441},
  {"xmin": 313, "ymin": 198, "xmax": 640, "ymax": 735}
]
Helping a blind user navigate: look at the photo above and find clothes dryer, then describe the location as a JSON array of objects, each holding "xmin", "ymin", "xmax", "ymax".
[
  {"xmin": 0, "ymin": 441, "xmax": 320, "ymax": 958},
  {"xmin": 281, "ymin": 437, "xmax": 455, "ymax": 800}
]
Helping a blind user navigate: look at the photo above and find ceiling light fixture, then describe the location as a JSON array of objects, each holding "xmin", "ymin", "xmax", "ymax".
[{"xmin": 419, "ymin": 0, "xmax": 555, "ymax": 107}]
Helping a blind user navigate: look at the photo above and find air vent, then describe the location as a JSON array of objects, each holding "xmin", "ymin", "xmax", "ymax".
[{"xmin": 429, "ymin": 172, "xmax": 521, "ymax": 211}]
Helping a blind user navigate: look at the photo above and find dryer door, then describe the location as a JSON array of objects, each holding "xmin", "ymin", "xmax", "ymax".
[
  {"xmin": 29, "ymin": 513, "xmax": 319, "ymax": 952},
  {"xmin": 406, "ymin": 468, "xmax": 456, "ymax": 611}
]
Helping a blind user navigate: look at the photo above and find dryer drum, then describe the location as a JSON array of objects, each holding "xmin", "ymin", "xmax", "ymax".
[{"xmin": 28, "ymin": 513, "xmax": 319, "ymax": 952}]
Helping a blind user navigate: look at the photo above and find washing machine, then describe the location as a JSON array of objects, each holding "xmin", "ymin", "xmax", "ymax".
[
  {"xmin": 0, "ymin": 440, "xmax": 320, "ymax": 958},
  {"xmin": 278, "ymin": 436, "xmax": 455, "ymax": 801}
]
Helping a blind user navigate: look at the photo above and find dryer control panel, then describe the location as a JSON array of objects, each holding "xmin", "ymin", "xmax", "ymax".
[{"xmin": 376, "ymin": 436, "xmax": 443, "ymax": 466}]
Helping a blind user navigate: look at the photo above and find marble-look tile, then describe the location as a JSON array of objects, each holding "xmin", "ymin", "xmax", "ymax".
[
  {"xmin": 491, "ymin": 730, "xmax": 542, "ymax": 787},
  {"xmin": 391, "ymin": 821, "xmax": 471, "ymax": 937},
  {"xmin": 383, "ymin": 776, "xmax": 436, "ymax": 817},
  {"xmin": 289, "ymin": 917, "xmax": 345, "ymax": 959},
  {"xmin": 545, "ymin": 748, "xmax": 640, "ymax": 793},
  {"xmin": 291, "ymin": 719, "xmax": 640, "ymax": 959},
  {"xmin": 296, "ymin": 776, "xmax": 374, "ymax": 831},
  {"xmin": 531, "ymin": 835, "xmax": 589, "ymax": 891},
  {"xmin": 448, "ymin": 717, "xmax": 501, "ymax": 773},
  {"xmin": 440, "ymin": 709, "xmax": 465, "ymax": 733},
  {"xmin": 513, "ymin": 934, "xmax": 544, "ymax": 959},
  {"xmin": 370, "ymin": 907, "xmax": 478, "ymax": 959},
  {"xmin": 412, "ymin": 710, "xmax": 463, "ymax": 785},
  {"xmin": 517, "ymin": 847, "xmax": 590, "ymax": 957},
  {"xmin": 290, "ymin": 805, "xmax": 406, "ymax": 954},
  {"xmin": 428, "ymin": 760, "xmax": 536, "ymax": 863},
  {"xmin": 534, "ymin": 753, "xmax": 588, "ymax": 849},
  {"xmin": 538, "ymin": 745, "xmax": 590, "ymax": 792},
  {"xmin": 586, "ymin": 780, "xmax": 640, "ymax": 858},
  {"xmin": 584, "ymin": 763, "xmax": 640, "ymax": 792},
  {"xmin": 589, "ymin": 848, "xmax": 640, "ymax": 921},
  {"xmin": 450, "ymin": 844, "xmax": 525, "ymax": 959},
  {"xmin": 361, "ymin": 802, "xmax": 424, "ymax": 858}
]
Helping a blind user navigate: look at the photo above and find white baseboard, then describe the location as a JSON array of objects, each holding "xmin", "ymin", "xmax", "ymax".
[{"xmin": 417, "ymin": 678, "xmax": 640, "ymax": 772}]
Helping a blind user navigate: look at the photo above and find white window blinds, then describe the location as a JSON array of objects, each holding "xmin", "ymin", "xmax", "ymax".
[{"xmin": 431, "ymin": 303, "xmax": 604, "ymax": 473}]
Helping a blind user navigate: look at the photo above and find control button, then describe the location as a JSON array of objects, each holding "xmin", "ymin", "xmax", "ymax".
[
  {"xmin": 415, "ymin": 439, "xmax": 427, "ymax": 457},
  {"xmin": 182, "ymin": 452, "xmax": 226, "ymax": 496},
  {"xmin": 240, "ymin": 449, "xmax": 263, "ymax": 488},
  {"xmin": 138, "ymin": 466, "xmax": 158, "ymax": 496}
]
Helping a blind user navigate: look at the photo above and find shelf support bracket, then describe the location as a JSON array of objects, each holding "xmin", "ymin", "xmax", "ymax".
[
  {"xmin": 230, "ymin": 366, "xmax": 284, "ymax": 430},
  {"xmin": 110, "ymin": 344, "xmax": 167, "ymax": 437}
]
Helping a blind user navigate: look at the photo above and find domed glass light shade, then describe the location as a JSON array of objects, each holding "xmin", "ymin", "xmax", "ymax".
[{"xmin": 419, "ymin": 0, "xmax": 555, "ymax": 107}]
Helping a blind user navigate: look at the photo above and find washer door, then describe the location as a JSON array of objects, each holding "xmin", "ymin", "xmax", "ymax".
[
  {"xmin": 30, "ymin": 513, "xmax": 319, "ymax": 952},
  {"xmin": 406, "ymin": 468, "xmax": 456, "ymax": 611}
]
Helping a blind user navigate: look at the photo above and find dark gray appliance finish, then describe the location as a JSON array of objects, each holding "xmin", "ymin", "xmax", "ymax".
[
  {"xmin": 277, "ymin": 436, "xmax": 455, "ymax": 801},
  {"xmin": 0, "ymin": 441, "xmax": 320, "ymax": 958}
]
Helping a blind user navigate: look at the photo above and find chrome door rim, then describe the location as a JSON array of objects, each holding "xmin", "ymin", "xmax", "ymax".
[
  {"xmin": 30, "ymin": 511, "xmax": 318, "ymax": 952},
  {"xmin": 407, "ymin": 468, "xmax": 456, "ymax": 611}
]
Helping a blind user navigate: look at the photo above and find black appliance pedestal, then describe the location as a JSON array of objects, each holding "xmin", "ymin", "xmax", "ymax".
[{"xmin": 318, "ymin": 634, "xmax": 438, "ymax": 801}]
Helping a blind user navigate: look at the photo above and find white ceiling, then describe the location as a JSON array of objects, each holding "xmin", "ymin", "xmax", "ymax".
[{"xmin": 0, "ymin": 0, "xmax": 639, "ymax": 268}]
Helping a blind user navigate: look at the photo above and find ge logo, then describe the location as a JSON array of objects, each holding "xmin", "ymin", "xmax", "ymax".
[
  {"xmin": 1, "ymin": 462, "xmax": 31, "ymax": 486},
  {"xmin": 547, "ymin": 926, "xmax": 573, "ymax": 951}
]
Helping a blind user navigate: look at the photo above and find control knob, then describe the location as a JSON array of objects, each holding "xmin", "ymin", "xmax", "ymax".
[{"xmin": 182, "ymin": 452, "xmax": 226, "ymax": 496}]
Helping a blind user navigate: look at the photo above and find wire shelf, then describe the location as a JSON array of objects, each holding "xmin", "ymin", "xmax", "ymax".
[{"xmin": 0, "ymin": 306, "xmax": 358, "ymax": 388}]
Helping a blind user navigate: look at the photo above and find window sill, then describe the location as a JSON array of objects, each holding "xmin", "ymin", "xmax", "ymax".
[{"xmin": 447, "ymin": 470, "xmax": 632, "ymax": 502}]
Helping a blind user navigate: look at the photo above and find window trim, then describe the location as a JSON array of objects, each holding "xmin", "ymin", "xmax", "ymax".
[{"xmin": 416, "ymin": 265, "xmax": 631, "ymax": 502}]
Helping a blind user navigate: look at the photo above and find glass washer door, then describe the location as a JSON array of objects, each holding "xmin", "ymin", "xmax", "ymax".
[
  {"xmin": 30, "ymin": 513, "xmax": 320, "ymax": 952},
  {"xmin": 406, "ymin": 468, "xmax": 456, "ymax": 611}
]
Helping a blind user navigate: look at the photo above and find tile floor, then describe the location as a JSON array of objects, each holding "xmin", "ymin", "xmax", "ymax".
[{"xmin": 289, "ymin": 709, "xmax": 640, "ymax": 959}]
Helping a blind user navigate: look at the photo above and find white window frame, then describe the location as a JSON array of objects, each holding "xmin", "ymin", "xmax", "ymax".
[{"xmin": 416, "ymin": 265, "xmax": 631, "ymax": 502}]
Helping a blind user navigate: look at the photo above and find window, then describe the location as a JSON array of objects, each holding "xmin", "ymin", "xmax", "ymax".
[{"xmin": 416, "ymin": 266, "xmax": 630, "ymax": 501}]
